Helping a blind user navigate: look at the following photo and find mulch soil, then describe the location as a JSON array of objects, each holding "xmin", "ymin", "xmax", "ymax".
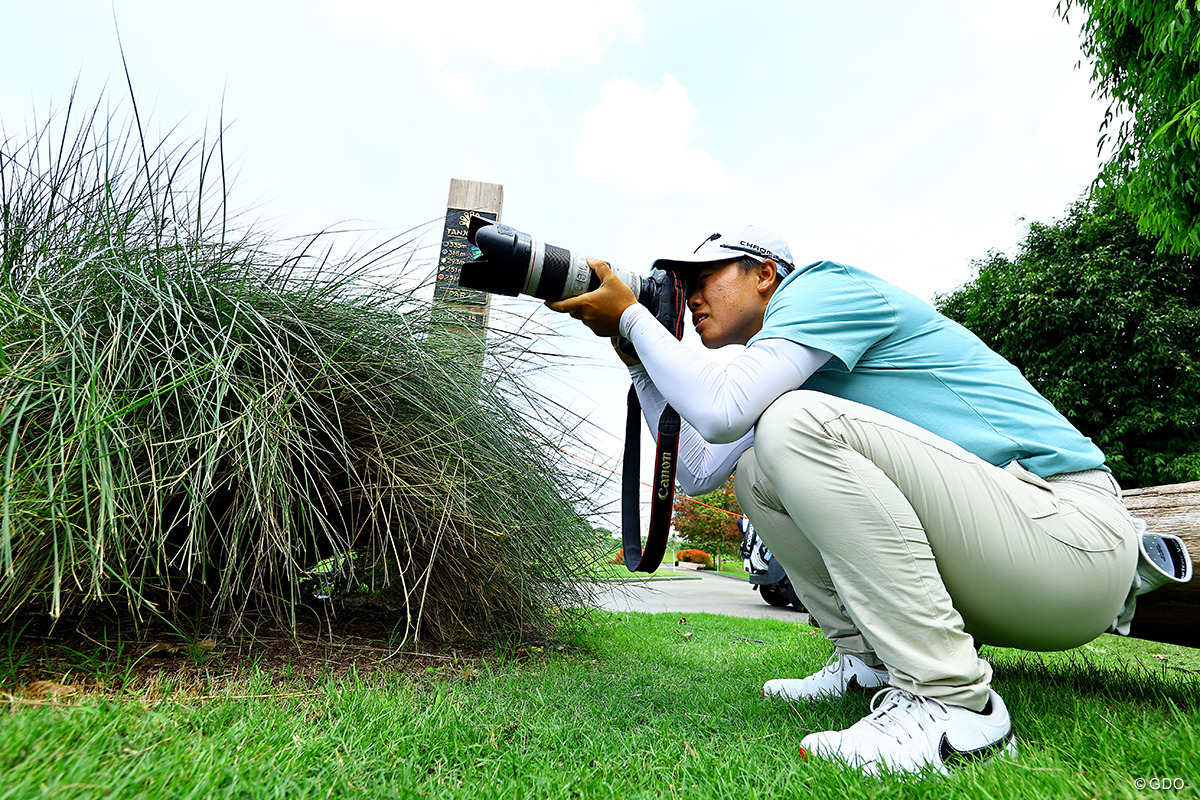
[{"xmin": 0, "ymin": 602, "xmax": 511, "ymax": 706}]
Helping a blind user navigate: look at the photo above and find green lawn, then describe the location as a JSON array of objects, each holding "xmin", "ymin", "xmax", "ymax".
[
  {"xmin": 717, "ymin": 561, "xmax": 750, "ymax": 579},
  {"xmin": 587, "ymin": 562, "xmax": 701, "ymax": 581},
  {"xmin": 590, "ymin": 551, "xmax": 749, "ymax": 581},
  {"xmin": 3, "ymin": 611, "xmax": 1198, "ymax": 798},
  {"xmin": 589, "ymin": 563, "xmax": 747, "ymax": 581}
]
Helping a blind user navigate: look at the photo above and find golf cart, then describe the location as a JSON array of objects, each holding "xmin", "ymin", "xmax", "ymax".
[{"xmin": 739, "ymin": 516, "xmax": 806, "ymax": 611}]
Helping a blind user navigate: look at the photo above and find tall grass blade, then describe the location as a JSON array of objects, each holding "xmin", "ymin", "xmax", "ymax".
[{"xmin": 0, "ymin": 86, "xmax": 601, "ymax": 642}]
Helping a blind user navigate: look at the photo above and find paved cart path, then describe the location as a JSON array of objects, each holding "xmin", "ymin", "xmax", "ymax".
[{"xmin": 588, "ymin": 567, "xmax": 810, "ymax": 621}]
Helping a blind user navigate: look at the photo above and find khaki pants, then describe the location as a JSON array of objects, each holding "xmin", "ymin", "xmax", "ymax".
[{"xmin": 734, "ymin": 391, "xmax": 1138, "ymax": 711}]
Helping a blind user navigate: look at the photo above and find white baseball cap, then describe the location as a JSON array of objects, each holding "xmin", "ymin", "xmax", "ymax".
[{"xmin": 652, "ymin": 224, "xmax": 795, "ymax": 278}]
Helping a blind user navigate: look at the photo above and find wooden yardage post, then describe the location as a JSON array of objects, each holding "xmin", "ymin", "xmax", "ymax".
[{"xmin": 432, "ymin": 178, "xmax": 504, "ymax": 334}]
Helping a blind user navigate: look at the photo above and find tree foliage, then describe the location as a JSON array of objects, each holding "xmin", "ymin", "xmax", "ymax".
[
  {"xmin": 1059, "ymin": 0, "xmax": 1200, "ymax": 255},
  {"xmin": 672, "ymin": 478, "xmax": 744, "ymax": 563},
  {"xmin": 936, "ymin": 190, "xmax": 1200, "ymax": 489}
]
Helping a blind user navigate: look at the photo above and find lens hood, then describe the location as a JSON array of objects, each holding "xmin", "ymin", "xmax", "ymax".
[{"xmin": 456, "ymin": 219, "xmax": 532, "ymax": 297}]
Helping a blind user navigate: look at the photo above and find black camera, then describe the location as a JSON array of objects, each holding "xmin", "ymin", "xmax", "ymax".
[
  {"xmin": 459, "ymin": 216, "xmax": 686, "ymax": 572},
  {"xmin": 459, "ymin": 217, "xmax": 687, "ymax": 346}
]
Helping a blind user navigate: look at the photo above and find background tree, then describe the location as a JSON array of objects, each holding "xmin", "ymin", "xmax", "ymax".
[
  {"xmin": 672, "ymin": 478, "xmax": 744, "ymax": 567},
  {"xmin": 935, "ymin": 189, "xmax": 1200, "ymax": 488},
  {"xmin": 1058, "ymin": 1, "xmax": 1200, "ymax": 255}
]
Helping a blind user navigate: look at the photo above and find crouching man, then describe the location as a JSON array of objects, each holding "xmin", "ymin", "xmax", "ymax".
[{"xmin": 548, "ymin": 225, "xmax": 1138, "ymax": 776}]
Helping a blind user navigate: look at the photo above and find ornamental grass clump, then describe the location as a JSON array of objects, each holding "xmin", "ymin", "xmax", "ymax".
[{"xmin": 0, "ymin": 91, "xmax": 598, "ymax": 642}]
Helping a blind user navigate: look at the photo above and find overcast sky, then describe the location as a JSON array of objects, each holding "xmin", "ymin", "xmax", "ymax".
[{"xmin": 1, "ymin": 1, "xmax": 1109, "ymax": 531}]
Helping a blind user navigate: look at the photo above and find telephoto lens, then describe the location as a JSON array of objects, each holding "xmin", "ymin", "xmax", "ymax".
[{"xmin": 460, "ymin": 217, "xmax": 648, "ymax": 303}]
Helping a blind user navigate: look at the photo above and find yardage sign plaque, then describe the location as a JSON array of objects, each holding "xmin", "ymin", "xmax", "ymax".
[{"xmin": 433, "ymin": 207, "xmax": 496, "ymax": 306}]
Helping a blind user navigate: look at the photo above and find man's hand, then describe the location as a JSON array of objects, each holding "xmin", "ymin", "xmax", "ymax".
[
  {"xmin": 612, "ymin": 337, "xmax": 641, "ymax": 366},
  {"xmin": 545, "ymin": 258, "xmax": 637, "ymax": 338}
]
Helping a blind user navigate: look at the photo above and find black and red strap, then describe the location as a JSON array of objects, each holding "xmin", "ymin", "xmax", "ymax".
[
  {"xmin": 619, "ymin": 267, "xmax": 688, "ymax": 573},
  {"xmin": 621, "ymin": 386, "xmax": 680, "ymax": 572}
]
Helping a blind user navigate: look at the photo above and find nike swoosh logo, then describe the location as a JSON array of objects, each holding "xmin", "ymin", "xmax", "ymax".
[
  {"xmin": 844, "ymin": 674, "xmax": 882, "ymax": 693},
  {"xmin": 938, "ymin": 727, "xmax": 1014, "ymax": 768}
]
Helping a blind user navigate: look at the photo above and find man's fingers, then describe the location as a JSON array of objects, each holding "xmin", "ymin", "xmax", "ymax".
[
  {"xmin": 588, "ymin": 257, "xmax": 614, "ymax": 280},
  {"xmin": 546, "ymin": 296, "xmax": 581, "ymax": 314},
  {"xmin": 547, "ymin": 297, "xmax": 593, "ymax": 322},
  {"xmin": 545, "ymin": 259, "xmax": 631, "ymax": 337}
]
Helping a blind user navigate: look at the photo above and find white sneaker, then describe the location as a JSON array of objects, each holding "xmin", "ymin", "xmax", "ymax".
[
  {"xmin": 800, "ymin": 687, "xmax": 1017, "ymax": 776},
  {"xmin": 763, "ymin": 653, "xmax": 890, "ymax": 701}
]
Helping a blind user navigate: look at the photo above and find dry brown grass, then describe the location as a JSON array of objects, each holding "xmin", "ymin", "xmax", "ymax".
[{"xmin": 0, "ymin": 603, "xmax": 563, "ymax": 707}]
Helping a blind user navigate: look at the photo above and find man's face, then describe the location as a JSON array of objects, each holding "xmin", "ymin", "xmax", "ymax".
[{"xmin": 686, "ymin": 258, "xmax": 774, "ymax": 348}]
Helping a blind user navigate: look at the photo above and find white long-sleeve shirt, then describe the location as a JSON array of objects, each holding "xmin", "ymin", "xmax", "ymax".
[{"xmin": 619, "ymin": 304, "xmax": 830, "ymax": 495}]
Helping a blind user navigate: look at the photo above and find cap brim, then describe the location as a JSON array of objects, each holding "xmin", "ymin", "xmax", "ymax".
[{"xmin": 651, "ymin": 250, "xmax": 760, "ymax": 274}]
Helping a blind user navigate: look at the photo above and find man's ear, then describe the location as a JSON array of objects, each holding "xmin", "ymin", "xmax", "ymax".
[{"xmin": 757, "ymin": 259, "xmax": 778, "ymax": 293}]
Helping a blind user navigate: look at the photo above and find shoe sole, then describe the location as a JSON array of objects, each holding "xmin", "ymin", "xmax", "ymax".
[{"xmin": 763, "ymin": 672, "xmax": 888, "ymax": 701}]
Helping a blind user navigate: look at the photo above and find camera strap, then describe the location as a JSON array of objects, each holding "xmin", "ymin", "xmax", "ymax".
[
  {"xmin": 619, "ymin": 266, "xmax": 687, "ymax": 573},
  {"xmin": 621, "ymin": 385, "xmax": 680, "ymax": 573}
]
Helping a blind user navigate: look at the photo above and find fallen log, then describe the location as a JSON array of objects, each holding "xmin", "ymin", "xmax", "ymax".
[{"xmin": 1121, "ymin": 481, "xmax": 1200, "ymax": 648}]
